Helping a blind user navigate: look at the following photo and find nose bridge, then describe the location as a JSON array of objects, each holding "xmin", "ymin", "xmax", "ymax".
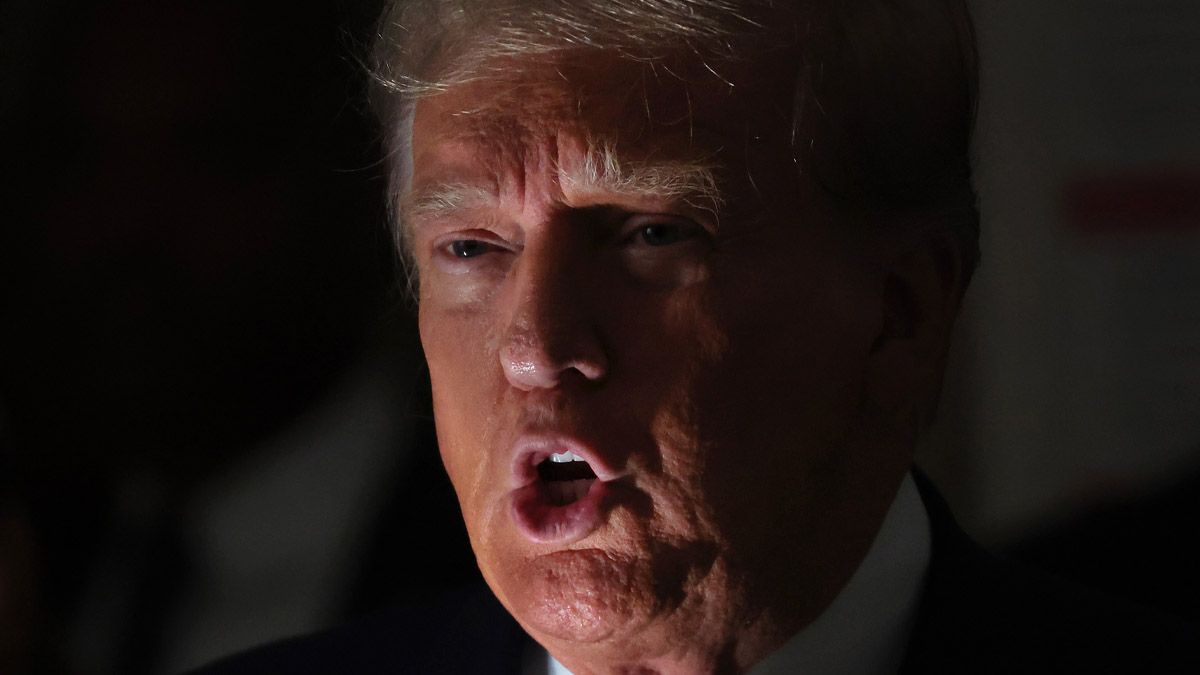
[{"xmin": 500, "ymin": 233, "xmax": 606, "ymax": 390}]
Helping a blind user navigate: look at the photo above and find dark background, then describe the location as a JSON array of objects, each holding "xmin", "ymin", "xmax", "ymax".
[
  {"xmin": 2, "ymin": 1, "xmax": 1198, "ymax": 673},
  {"xmin": 3, "ymin": 2, "xmax": 479, "ymax": 673}
]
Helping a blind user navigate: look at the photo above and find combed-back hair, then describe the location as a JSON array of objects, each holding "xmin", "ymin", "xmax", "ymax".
[{"xmin": 370, "ymin": 0, "xmax": 980, "ymax": 283}]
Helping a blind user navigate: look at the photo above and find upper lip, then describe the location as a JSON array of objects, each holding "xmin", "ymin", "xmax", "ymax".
[{"xmin": 510, "ymin": 432, "xmax": 620, "ymax": 488}]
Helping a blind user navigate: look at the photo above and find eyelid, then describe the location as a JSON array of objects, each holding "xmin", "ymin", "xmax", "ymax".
[
  {"xmin": 429, "ymin": 228, "xmax": 519, "ymax": 259},
  {"xmin": 620, "ymin": 213, "xmax": 709, "ymax": 240}
]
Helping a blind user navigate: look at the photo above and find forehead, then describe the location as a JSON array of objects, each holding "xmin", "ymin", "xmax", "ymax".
[{"xmin": 408, "ymin": 50, "xmax": 800, "ymax": 185}]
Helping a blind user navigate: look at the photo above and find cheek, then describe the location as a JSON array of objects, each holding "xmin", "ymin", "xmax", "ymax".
[
  {"xmin": 419, "ymin": 294, "xmax": 503, "ymax": 395},
  {"xmin": 718, "ymin": 311, "xmax": 871, "ymax": 473},
  {"xmin": 710, "ymin": 237, "xmax": 878, "ymax": 432},
  {"xmin": 620, "ymin": 288, "xmax": 734, "ymax": 528},
  {"xmin": 419, "ymin": 303, "xmax": 503, "ymax": 494},
  {"xmin": 685, "ymin": 246, "xmax": 881, "ymax": 524}
]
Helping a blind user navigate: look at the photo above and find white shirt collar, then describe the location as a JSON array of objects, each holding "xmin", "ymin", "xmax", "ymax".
[{"xmin": 531, "ymin": 472, "xmax": 931, "ymax": 675}]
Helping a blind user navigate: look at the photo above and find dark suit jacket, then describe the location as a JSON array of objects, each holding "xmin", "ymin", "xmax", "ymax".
[
  {"xmin": 900, "ymin": 472, "xmax": 1198, "ymax": 673},
  {"xmin": 192, "ymin": 473, "xmax": 1200, "ymax": 674}
]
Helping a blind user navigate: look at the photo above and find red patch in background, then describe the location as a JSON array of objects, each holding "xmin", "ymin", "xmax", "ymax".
[{"xmin": 1063, "ymin": 168, "xmax": 1200, "ymax": 234}]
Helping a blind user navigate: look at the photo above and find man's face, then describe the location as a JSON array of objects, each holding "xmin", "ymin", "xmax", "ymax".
[{"xmin": 407, "ymin": 52, "xmax": 914, "ymax": 669}]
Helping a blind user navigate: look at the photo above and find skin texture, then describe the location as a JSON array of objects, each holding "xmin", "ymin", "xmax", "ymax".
[{"xmin": 407, "ymin": 50, "xmax": 963, "ymax": 674}]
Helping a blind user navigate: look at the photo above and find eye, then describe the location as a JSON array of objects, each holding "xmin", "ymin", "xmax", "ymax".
[
  {"xmin": 448, "ymin": 239, "xmax": 495, "ymax": 258},
  {"xmin": 425, "ymin": 230, "xmax": 515, "ymax": 275},
  {"xmin": 615, "ymin": 214, "xmax": 713, "ymax": 287},
  {"xmin": 636, "ymin": 223, "xmax": 693, "ymax": 246},
  {"xmin": 622, "ymin": 215, "xmax": 706, "ymax": 248}
]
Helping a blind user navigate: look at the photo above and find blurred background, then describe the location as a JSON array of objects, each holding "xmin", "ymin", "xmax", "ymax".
[{"xmin": 1, "ymin": 0, "xmax": 1197, "ymax": 673}]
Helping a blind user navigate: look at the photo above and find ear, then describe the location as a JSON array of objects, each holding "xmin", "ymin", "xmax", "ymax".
[{"xmin": 865, "ymin": 231, "xmax": 966, "ymax": 434}]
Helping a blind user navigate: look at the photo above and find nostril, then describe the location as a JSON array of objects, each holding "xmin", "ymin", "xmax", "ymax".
[{"xmin": 567, "ymin": 354, "xmax": 607, "ymax": 382}]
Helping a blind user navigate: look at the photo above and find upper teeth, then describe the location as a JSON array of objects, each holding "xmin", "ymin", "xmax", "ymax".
[{"xmin": 549, "ymin": 451, "xmax": 585, "ymax": 463}]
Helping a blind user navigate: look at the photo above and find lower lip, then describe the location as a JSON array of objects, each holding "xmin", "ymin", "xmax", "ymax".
[{"xmin": 510, "ymin": 479, "xmax": 611, "ymax": 544}]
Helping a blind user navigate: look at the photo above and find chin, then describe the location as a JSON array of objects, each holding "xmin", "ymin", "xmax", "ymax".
[
  {"xmin": 525, "ymin": 548, "xmax": 663, "ymax": 642},
  {"xmin": 483, "ymin": 526, "xmax": 739, "ymax": 666}
]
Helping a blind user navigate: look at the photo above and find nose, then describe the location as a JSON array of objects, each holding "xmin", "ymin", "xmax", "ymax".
[{"xmin": 499, "ymin": 243, "xmax": 608, "ymax": 391}]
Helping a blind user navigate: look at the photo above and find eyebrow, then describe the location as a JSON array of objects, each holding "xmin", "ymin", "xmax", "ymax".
[
  {"xmin": 563, "ymin": 138, "xmax": 725, "ymax": 214},
  {"xmin": 403, "ymin": 183, "xmax": 497, "ymax": 222},
  {"xmin": 402, "ymin": 138, "xmax": 725, "ymax": 223}
]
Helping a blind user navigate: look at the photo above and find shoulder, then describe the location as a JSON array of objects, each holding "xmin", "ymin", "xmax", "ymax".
[
  {"xmin": 187, "ymin": 584, "xmax": 529, "ymax": 675},
  {"xmin": 904, "ymin": 472, "xmax": 1200, "ymax": 673}
]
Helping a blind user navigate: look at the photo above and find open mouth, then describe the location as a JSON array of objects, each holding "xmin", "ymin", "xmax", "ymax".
[
  {"xmin": 510, "ymin": 440, "xmax": 612, "ymax": 544},
  {"xmin": 536, "ymin": 451, "xmax": 598, "ymax": 506}
]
